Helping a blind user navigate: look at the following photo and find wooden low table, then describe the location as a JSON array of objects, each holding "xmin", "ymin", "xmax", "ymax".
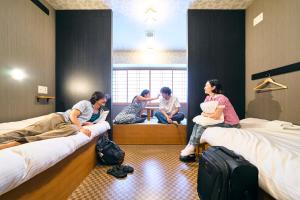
[{"xmin": 145, "ymin": 106, "xmax": 159, "ymax": 121}]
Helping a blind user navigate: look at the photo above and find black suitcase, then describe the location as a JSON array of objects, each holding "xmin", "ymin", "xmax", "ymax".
[{"xmin": 197, "ymin": 146, "xmax": 258, "ymax": 200}]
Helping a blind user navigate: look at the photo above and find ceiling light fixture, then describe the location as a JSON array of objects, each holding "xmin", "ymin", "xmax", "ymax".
[
  {"xmin": 145, "ymin": 7, "xmax": 157, "ymax": 24},
  {"xmin": 145, "ymin": 30, "xmax": 155, "ymax": 49},
  {"xmin": 144, "ymin": 6, "xmax": 158, "ymax": 50}
]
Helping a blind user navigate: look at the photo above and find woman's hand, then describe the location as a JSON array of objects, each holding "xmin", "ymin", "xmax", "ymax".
[
  {"xmin": 201, "ymin": 112, "xmax": 210, "ymax": 117},
  {"xmin": 80, "ymin": 127, "xmax": 91, "ymax": 137},
  {"xmin": 201, "ymin": 108, "xmax": 224, "ymax": 120},
  {"xmin": 167, "ymin": 117, "xmax": 173, "ymax": 123},
  {"xmin": 82, "ymin": 122, "xmax": 93, "ymax": 126}
]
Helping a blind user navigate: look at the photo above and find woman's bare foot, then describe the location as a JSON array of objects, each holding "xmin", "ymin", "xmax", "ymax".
[
  {"xmin": 0, "ymin": 141, "xmax": 21, "ymax": 150},
  {"xmin": 172, "ymin": 121, "xmax": 179, "ymax": 126}
]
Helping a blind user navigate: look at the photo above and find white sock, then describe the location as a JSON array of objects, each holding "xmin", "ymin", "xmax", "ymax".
[{"xmin": 180, "ymin": 144, "xmax": 195, "ymax": 156}]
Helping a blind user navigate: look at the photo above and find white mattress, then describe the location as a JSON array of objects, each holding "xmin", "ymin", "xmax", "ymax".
[
  {"xmin": 0, "ymin": 115, "xmax": 110, "ymax": 196},
  {"xmin": 200, "ymin": 118, "xmax": 300, "ymax": 200}
]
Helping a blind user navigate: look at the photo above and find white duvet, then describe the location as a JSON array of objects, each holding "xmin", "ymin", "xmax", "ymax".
[
  {"xmin": 0, "ymin": 115, "xmax": 110, "ymax": 196},
  {"xmin": 200, "ymin": 118, "xmax": 300, "ymax": 200}
]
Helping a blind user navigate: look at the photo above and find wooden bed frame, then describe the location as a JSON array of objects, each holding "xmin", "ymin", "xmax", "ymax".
[
  {"xmin": 113, "ymin": 123, "xmax": 186, "ymax": 144},
  {"xmin": 0, "ymin": 134, "xmax": 104, "ymax": 200},
  {"xmin": 197, "ymin": 143, "xmax": 275, "ymax": 200},
  {"xmin": 0, "ymin": 135, "xmax": 275, "ymax": 200}
]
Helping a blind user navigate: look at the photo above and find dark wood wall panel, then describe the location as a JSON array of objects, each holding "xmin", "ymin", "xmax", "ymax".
[
  {"xmin": 56, "ymin": 10, "xmax": 112, "ymax": 117},
  {"xmin": 187, "ymin": 10, "xmax": 245, "ymax": 141}
]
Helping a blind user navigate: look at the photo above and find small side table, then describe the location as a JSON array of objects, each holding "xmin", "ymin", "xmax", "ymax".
[{"xmin": 145, "ymin": 106, "xmax": 159, "ymax": 121}]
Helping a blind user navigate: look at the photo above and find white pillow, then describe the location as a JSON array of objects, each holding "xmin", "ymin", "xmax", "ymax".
[
  {"xmin": 265, "ymin": 120, "xmax": 300, "ymax": 134},
  {"xmin": 200, "ymin": 101, "xmax": 219, "ymax": 113},
  {"xmin": 193, "ymin": 101, "xmax": 224, "ymax": 126}
]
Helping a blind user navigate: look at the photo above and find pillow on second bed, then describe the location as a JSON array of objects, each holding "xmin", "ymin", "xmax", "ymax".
[{"xmin": 193, "ymin": 101, "xmax": 224, "ymax": 126}]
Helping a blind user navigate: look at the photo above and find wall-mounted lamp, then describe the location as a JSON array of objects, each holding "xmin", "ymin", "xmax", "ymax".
[{"xmin": 10, "ymin": 68, "xmax": 26, "ymax": 81}]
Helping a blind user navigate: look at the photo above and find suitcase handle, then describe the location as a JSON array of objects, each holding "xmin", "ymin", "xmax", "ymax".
[{"xmin": 215, "ymin": 146, "xmax": 242, "ymax": 160}]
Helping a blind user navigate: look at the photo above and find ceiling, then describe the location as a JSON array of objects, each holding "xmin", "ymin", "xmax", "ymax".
[{"xmin": 46, "ymin": 0, "xmax": 254, "ymax": 50}]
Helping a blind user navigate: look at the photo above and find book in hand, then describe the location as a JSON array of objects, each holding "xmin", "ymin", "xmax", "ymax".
[{"xmin": 98, "ymin": 110, "xmax": 109, "ymax": 123}]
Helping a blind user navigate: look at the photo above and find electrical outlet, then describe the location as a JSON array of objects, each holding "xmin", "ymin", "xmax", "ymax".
[
  {"xmin": 38, "ymin": 85, "xmax": 48, "ymax": 94},
  {"xmin": 253, "ymin": 12, "xmax": 263, "ymax": 26}
]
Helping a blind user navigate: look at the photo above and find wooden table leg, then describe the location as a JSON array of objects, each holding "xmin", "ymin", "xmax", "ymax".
[{"xmin": 147, "ymin": 109, "xmax": 151, "ymax": 121}]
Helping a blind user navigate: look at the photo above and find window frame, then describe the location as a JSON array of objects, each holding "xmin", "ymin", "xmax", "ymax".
[{"xmin": 112, "ymin": 66, "xmax": 187, "ymax": 105}]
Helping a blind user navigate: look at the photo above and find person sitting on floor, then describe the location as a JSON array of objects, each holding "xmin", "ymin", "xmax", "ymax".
[
  {"xmin": 0, "ymin": 91, "xmax": 107, "ymax": 150},
  {"xmin": 113, "ymin": 89, "xmax": 159, "ymax": 124},
  {"xmin": 154, "ymin": 87, "xmax": 184, "ymax": 125},
  {"xmin": 179, "ymin": 79, "xmax": 240, "ymax": 162}
]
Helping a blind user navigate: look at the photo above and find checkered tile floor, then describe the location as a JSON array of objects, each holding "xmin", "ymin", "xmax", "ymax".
[{"xmin": 68, "ymin": 145, "xmax": 199, "ymax": 200}]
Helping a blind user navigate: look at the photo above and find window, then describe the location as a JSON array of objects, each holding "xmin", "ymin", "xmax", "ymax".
[
  {"xmin": 128, "ymin": 70, "xmax": 150, "ymax": 102},
  {"xmin": 112, "ymin": 70, "xmax": 127, "ymax": 103},
  {"xmin": 172, "ymin": 70, "xmax": 187, "ymax": 102},
  {"xmin": 113, "ymin": 68, "xmax": 187, "ymax": 103},
  {"xmin": 150, "ymin": 70, "xmax": 173, "ymax": 102}
]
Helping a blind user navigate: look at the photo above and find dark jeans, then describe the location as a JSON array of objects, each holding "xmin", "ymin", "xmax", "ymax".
[
  {"xmin": 188, "ymin": 123, "xmax": 240, "ymax": 146},
  {"xmin": 154, "ymin": 111, "xmax": 185, "ymax": 124}
]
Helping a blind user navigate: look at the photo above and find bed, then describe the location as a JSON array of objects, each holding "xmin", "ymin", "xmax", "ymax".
[
  {"xmin": 199, "ymin": 118, "xmax": 300, "ymax": 200},
  {"xmin": 0, "ymin": 115, "xmax": 110, "ymax": 199}
]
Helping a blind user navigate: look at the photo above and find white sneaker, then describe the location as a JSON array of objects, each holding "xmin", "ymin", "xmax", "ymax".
[{"xmin": 180, "ymin": 144, "xmax": 195, "ymax": 156}]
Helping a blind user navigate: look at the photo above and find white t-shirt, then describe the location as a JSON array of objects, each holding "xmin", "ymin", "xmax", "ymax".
[
  {"xmin": 159, "ymin": 96, "xmax": 181, "ymax": 114},
  {"xmin": 60, "ymin": 100, "xmax": 93, "ymax": 125}
]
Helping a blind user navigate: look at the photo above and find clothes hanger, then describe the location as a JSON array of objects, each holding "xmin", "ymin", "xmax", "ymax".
[{"xmin": 254, "ymin": 75, "xmax": 287, "ymax": 92}]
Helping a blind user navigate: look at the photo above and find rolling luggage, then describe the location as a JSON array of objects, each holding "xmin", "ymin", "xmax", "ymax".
[{"xmin": 198, "ymin": 146, "xmax": 258, "ymax": 200}]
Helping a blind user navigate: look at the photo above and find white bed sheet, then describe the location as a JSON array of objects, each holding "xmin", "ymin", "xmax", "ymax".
[
  {"xmin": 200, "ymin": 118, "xmax": 300, "ymax": 200},
  {"xmin": 0, "ymin": 115, "xmax": 110, "ymax": 196}
]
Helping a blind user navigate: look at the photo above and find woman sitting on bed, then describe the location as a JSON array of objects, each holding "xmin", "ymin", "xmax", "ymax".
[{"xmin": 180, "ymin": 79, "xmax": 240, "ymax": 162}]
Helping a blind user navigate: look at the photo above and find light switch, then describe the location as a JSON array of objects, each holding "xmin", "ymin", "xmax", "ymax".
[
  {"xmin": 38, "ymin": 85, "xmax": 48, "ymax": 94},
  {"xmin": 253, "ymin": 12, "xmax": 263, "ymax": 26}
]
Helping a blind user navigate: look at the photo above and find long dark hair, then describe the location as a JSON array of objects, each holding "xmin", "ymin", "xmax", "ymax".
[
  {"xmin": 90, "ymin": 91, "xmax": 105, "ymax": 105},
  {"xmin": 208, "ymin": 79, "xmax": 223, "ymax": 94},
  {"xmin": 132, "ymin": 89, "xmax": 150, "ymax": 103}
]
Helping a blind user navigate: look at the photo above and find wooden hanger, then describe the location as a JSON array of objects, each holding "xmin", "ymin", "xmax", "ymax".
[{"xmin": 254, "ymin": 77, "xmax": 287, "ymax": 92}]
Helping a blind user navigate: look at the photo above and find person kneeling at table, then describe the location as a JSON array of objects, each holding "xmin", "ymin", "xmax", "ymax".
[
  {"xmin": 154, "ymin": 87, "xmax": 184, "ymax": 125},
  {"xmin": 113, "ymin": 89, "xmax": 159, "ymax": 124}
]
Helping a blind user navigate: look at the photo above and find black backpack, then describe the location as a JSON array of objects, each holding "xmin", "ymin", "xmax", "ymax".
[{"xmin": 96, "ymin": 137, "xmax": 125, "ymax": 165}]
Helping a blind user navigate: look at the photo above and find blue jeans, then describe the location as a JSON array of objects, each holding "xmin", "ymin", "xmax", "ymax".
[
  {"xmin": 188, "ymin": 123, "xmax": 240, "ymax": 146},
  {"xmin": 154, "ymin": 111, "xmax": 185, "ymax": 124}
]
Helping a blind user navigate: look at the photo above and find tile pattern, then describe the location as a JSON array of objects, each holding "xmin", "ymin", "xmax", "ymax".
[
  {"xmin": 46, "ymin": 0, "xmax": 108, "ymax": 10},
  {"xmin": 190, "ymin": 0, "xmax": 254, "ymax": 9},
  {"xmin": 69, "ymin": 145, "xmax": 199, "ymax": 200},
  {"xmin": 45, "ymin": 0, "xmax": 254, "ymax": 10}
]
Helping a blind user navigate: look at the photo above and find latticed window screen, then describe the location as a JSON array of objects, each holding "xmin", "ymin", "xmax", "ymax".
[
  {"xmin": 172, "ymin": 70, "xmax": 187, "ymax": 102},
  {"xmin": 113, "ymin": 69, "xmax": 187, "ymax": 103},
  {"xmin": 128, "ymin": 70, "xmax": 150, "ymax": 102},
  {"xmin": 112, "ymin": 70, "xmax": 127, "ymax": 103}
]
